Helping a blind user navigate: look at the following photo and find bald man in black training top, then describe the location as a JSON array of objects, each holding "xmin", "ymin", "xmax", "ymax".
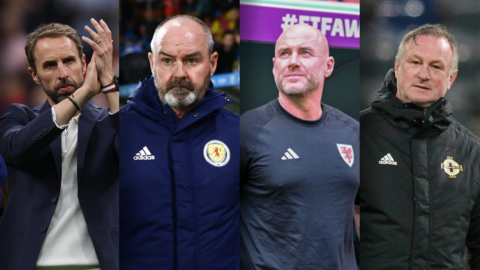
[{"xmin": 240, "ymin": 24, "xmax": 359, "ymax": 270}]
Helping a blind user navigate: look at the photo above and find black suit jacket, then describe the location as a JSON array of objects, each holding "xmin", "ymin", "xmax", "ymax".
[{"xmin": 0, "ymin": 100, "xmax": 119, "ymax": 270}]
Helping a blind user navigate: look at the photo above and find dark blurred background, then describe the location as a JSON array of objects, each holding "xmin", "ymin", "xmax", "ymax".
[
  {"xmin": 361, "ymin": 0, "xmax": 480, "ymax": 137},
  {"xmin": 0, "ymin": 0, "xmax": 119, "ymax": 117},
  {"xmin": 119, "ymin": 0, "xmax": 240, "ymax": 113}
]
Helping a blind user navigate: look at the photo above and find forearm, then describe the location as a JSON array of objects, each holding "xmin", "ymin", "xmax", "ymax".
[
  {"xmin": 105, "ymin": 90, "xmax": 119, "ymax": 114},
  {"xmin": 54, "ymin": 85, "xmax": 98, "ymax": 125},
  {"xmin": 354, "ymin": 204, "xmax": 360, "ymax": 240}
]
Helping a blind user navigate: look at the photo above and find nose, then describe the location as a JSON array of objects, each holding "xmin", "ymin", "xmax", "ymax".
[
  {"xmin": 173, "ymin": 61, "xmax": 187, "ymax": 78},
  {"xmin": 58, "ymin": 63, "xmax": 69, "ymax": 80},
  {"xmin": 417, "ymin": 65, "xmax": 430, "ymax": 80},
  {"xmin": 288, "ymin": 52, "xmax": 300, "ymax": 69}
]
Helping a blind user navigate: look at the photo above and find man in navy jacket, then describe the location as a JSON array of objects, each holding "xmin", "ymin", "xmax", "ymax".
[
  {"xmin": 120, "ymin": 15, "xmax": 239, "ymax": 270},
  {"xmin": 0, "ymin": 20, "xmax": 119, "ymax": 269}
]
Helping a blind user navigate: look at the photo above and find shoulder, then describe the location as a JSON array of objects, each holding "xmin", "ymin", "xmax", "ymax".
[
  {"xmin": 241, "ymin": 101, "xmax": 278, "ymax": 139},
  {"xmin": 449, "ymin": 119, "xmax": 480, "ymax": 147},
  {"xmin": 207, "ymin": 107, "xmax": 239, "ymax": 136},
  {"xmin": 324, "ymin": 104, "xmax": 359, "ymax": 137},
  {"xmin": 218, "ymin": 107, "xmax": 239, "ymax": 124},
  {"xmin": 119, "ymin": 102, "xmax": 144, "ymax": 121},
  {"xmin": 360, "ymin": 107, "xmax": 384, "ymax": 129},
  {"xmin": 1, "ymin": 103, "xmax": 38, "ymax": 122},
  {"xmin": 240, "ymin": 100, "xmax": 279, "ymax": 155},
  {"xmin": 78, "ymin": 102, "xmax": 111, "ymax": 123},
  {"xmin": 119, "ymin": 103, "xmax": 132, "ymax": 116}
]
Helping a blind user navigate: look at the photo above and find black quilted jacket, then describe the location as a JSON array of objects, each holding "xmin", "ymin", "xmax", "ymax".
[{"xmin": 359, "ymin": 69, "xmax": 480, "ymax": 270}]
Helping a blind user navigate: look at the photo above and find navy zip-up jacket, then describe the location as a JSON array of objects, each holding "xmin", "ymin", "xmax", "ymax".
[{"xmin": 119, "ymin": 75, "xmax": 240, "ymax": 270}]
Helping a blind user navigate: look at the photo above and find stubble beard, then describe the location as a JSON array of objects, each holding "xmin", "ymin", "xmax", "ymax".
[
  {"xmin": 274, "ymin": 70, "xmax": 320, "ymax": 97},
  {"xmin": 43, "ymin": 78, "xmax": 84, "ymax": 104},
  {"xmin": 154, "ymin": 70, "xmax": 211, "ymax": 109}
]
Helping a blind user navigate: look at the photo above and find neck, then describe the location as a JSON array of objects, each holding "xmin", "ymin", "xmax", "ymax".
[{"xmin": 278, "ymin": 90, "xmax": 323, "ymax": 121}]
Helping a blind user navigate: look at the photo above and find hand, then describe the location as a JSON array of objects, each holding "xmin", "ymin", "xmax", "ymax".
[
  {"xmin": 84, "ymin": 54, "xmax": 101, "ymax": 96},
  {"xmin": 82, "ymin": 18, "xmax": 114, "ymax": 87}
]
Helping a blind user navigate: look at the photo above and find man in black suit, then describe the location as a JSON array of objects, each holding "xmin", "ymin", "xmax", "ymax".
[{"xmin": 0, "ymin": 19, "xmax": 119, "ymax": 270}]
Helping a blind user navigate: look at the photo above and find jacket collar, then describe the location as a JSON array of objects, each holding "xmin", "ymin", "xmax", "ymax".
[
  {"xmin": 127, "ymin": 75, "xmax": 233, "ymax": 134},
  {"xmin": 38, "ymin": 100, "xmax": 103, "ymax": 184},
  {"xmin": 34, "ymin": 99, "xmax": 54, "ymax": 114},
  {"xmin": 77, "ymin": 101, "xmax": 104, "ymax": 182},
  {"xmin": 371, "ymin": 69, "xmax": 452, "ymax": 138}
]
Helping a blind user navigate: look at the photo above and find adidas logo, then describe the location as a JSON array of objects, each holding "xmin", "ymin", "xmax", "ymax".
[
  {"xmin": 281, "ymin": 148, "xmax": 300, "ymax": 160},
  {"xmin": 379, "ymin": 153, "xmax": 397, "ymax": 165},
  {"xmin": 133, "ymin": 146, "xmax": 155, "ymax": 160}
]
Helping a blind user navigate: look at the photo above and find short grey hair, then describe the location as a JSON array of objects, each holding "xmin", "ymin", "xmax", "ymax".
[
  {"xmin": 395, "ymin": 24, "xmax": 459, "ymax": 75},
  {"xmin": 150, "ymin": 15, "xmax": 214, "ymax": 58}
]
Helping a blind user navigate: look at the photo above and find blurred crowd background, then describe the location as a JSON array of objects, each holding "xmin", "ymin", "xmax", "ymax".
[
  {"xmin": 361, "ymin": 0, "xmax": 480, "ymax": 137},
  {"xmin": 0, "ymin": 0, "xmax": 240, "ymax": 116},
  {"xmin": 119, "ymin": 0, "xmax": 240, "ymax": 85},
  {"xmin": 1, "ymin": 0, "xmax": 477, "ymax": 134},
  {"xmin": 119, "ymin": 0, "xmax": 240, "ymax": 113},
  {"xmin": 0, "ymin": 0, "xmax": 119, "ymax": 117}
]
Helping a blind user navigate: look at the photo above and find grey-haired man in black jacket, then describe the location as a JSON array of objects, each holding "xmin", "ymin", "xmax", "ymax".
[{"xmin": 360, "ymin": 24, "xmax": 480, "ymax": 270}]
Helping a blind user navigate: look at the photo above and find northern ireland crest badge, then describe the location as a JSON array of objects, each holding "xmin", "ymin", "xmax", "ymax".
[
  {"xmin": 441, "ymin": 156, "xmax": 463, "ymax": 178},
  {"xmin": 204, "ymin": 140, "xmax": 230, "ymax": 167},
  {"xmin": 337, "ymin": 144, "xmax": 354, "ymax": 167}
]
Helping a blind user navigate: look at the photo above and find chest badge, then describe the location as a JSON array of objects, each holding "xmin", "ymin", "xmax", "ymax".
[
  {"xmin": 204, "ymin": 140, "xmax": 230, "ymax": 167},
  {"xmin": 441, "ymin": 156, "xmax": 463, "ymax": 178},
  {"xmin": 337, "ymin": 144, "xmax": 354, "ymax": 167}
]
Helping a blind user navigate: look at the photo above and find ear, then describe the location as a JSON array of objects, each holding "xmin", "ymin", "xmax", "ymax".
[
  {"xmin": 148, "ymin": 52, "xmax": 154, "ymax": 75},
  {"xmin": 209, "ymin": 52, "xmax": 218, "ymax": 76},
  {"xmin": 446, "ymin": 69, "xmax": 458, "ymax": 91},
  {"xmin": 272, "ymin": 57, "xmax": 276, "ymax": 75},
  {"xmin": 394, "ymin": 60, "xmax": 400, "ymax": 79},
  {"xmin": 81, "ymin": 54, "xmax": 87, "ymax": 75},
  {"xmin": 28, "ymin": 67, "xmax": 41, "ymax": 84},
  {"xmin": 324, "ymin": 56, "xmax": 335, "ymax": 78}
]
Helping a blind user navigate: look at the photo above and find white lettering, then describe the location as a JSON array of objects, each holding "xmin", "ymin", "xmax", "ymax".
[
  {"xmin": 310, "ymin": 16, "xmax": 320, "ymax": 28},
  {"xmin": 331, "ymin": 18, "xmax": 345, "ymax": 37},
  {"xmin": 299, "ymin": 15, "xmax": 310, "ymax": 24},
  {"xmin": 280, "ymin": 14, "xmax": 360, "ymax": 40},
  {"xmin": 321, "ymin": 17, "xmax": 333, "ymax": 35},
  {"xmin": 134, "ymin": 155, "xmax": 155, "ymax": 161},
  {"xmin": 379, "ymin": 160, "xmax": 397, "ymax": 165},
  {"xmin": 345, "ymin": 19, "xmax": 360, "ymax": 38}
]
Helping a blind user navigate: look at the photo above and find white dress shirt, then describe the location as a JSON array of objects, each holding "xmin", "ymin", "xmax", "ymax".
[{"xmin": 35, "ymin": 108, "xmax": 100, "ymax": 270}]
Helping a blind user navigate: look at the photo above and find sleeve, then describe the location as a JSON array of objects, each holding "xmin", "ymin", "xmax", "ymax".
[
  {"xmin": 467, "ymin": 192, "xmax": 480, "ymax": 268},
  {"xmin": 51, "ymin": 106, "xmax": 68, "ymax": 129},
  {"xmin": 240, "ymin": 144, "xmax": 253, "ymax": 183},
  {"xmin": 110, "ymin": 112, "xmax": 119, "ymax": 155},
  {"xmin": 355, "ymin": 191, "xmax": 360, "ymax": 205},
  {"xmin": 109, "ymin": 111, "xmax": 119, "ymax": 136},
  {"xmin": 0, "ymin": 104, "xmax": 63, "ymax": 165},
  {"xmin": 0, "ymin": 154, "xmax": 7, "ymax": 204},
  {"xmin": 240, "ymin": 114, "xmax": 257, "ymax": 183}
]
